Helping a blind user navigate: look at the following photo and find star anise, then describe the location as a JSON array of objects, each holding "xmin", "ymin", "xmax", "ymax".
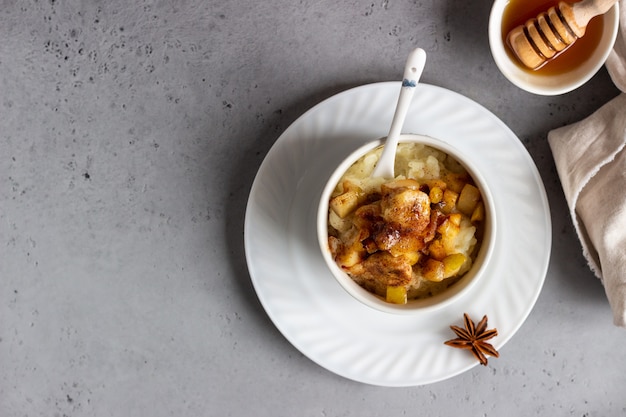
[{"xmin": 444, "ymin": 313, "xmax": 499, "ymax": 366}]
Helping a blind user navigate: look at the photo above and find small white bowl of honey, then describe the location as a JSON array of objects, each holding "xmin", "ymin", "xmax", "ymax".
[{"xmin": 489, "ymin": 0, "xmax": 619, "ymax": 95}]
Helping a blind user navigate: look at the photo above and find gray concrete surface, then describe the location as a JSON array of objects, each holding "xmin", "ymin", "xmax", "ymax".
[{"xmin": 1, "ymin": 0, "xmax": 625, "ymax": 415}]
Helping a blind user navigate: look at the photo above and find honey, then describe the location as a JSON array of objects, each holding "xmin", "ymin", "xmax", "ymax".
[{"xmin": 502, "ymin": 0, "xmax": 605, "ymax": 75}]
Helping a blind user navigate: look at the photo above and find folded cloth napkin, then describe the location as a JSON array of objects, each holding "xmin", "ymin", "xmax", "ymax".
[{"xmin": 548, "ymin": 1, "xmax": 626, "ymax": 327}]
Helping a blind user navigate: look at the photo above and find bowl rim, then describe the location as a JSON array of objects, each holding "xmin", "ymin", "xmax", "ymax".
[
  {"xmin": 488, "ymin": 0, "xmax": 620, "ymax": 96},
  {"xmin": 316, "ymin": 133, "xmax": 497, "ymax": 315}
]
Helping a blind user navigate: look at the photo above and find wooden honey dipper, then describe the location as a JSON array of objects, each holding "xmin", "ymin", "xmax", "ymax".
[{"xmin": 507, "ymin": 0, "xmax": 618, "ymax": 70}]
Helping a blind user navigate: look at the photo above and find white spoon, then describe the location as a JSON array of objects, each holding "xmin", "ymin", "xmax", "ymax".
[{"xmin": 371, "ymin": 48, "xmax": 427, "ymax": 179}]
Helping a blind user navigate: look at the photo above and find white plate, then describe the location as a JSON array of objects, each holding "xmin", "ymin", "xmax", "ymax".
[{"xmin": 244, "ymin": 82, "xmax": 551, "ymax": 386}]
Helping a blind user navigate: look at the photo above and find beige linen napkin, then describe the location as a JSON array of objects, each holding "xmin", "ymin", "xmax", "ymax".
[{"xmin": 548, "ymin": 1, "xmax": 626, "ymax": 327}]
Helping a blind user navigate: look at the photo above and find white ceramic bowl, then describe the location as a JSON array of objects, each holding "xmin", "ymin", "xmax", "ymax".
[
  {"xmin": 317, "ymin": 134, "xmax": 497, "ymax": 314},
  {"xmin": 488, "ymin": 0, "xmax": 619, "ymax": 95}
]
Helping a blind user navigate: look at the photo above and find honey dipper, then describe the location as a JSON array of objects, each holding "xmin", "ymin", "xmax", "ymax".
[{"xmin": 506, "ymin": 0, "xmax": 618, "ymax": 70}]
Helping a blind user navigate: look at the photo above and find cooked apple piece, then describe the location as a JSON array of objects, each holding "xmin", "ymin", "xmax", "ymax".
[
  {"xmin": 442, "ymin": 172, "xmax": 468, "ymax": 193},
  {"xmin": 447, "ymin": 213, "xmax": 462, "ymax": 227},
  {"xmin": 404, "ymin": 251, "xmax": 421, "ymax": 265},
  {"xmin": 328, "ymin": 209, "xmax": 352, "ymax": 233},
  {"xmin": 457, "ymin": 183, "xmax": 481, "ymax": 216},
  {"xmin": 335, "ymin": 239, "xmax": 365, "ymax": 268},
  {"xmin": 442, "ymin": 253, "xmax": 467, "ymax": 278},
  {"xmin": 386, "ymin": 285, "xmax": 408, "ymax": 304},
  {"xmin": 441, "ymin": 189, "xmax": 458, "ymax": 214},
  {"xmin": 437, "ymin": 216, "xmax": 461, "ymax": 253},
  {"xmin": 424, "ymin": 179, "xmax": 447, "ymax": 190},
  {"xmin": 427, "ymin": 238, "xmax": 447, "ymax": 260},
  {"xmin": 422, "ymin": 258, "xmax": 445, "ymax": 282},
  {"xmin": 330, "ymin": 190, "xmax": 360, "ymax": 218},
  {"xmin": 336, "ymin": 249, "xmax": 362, "ymax": 268},
  {"xmin": 429, "ymin": 186, "xmax": 443, "ymax": 204},
  {"xmin": 471, "ymin": 202, "xmax": 485, "ymax": 222}
]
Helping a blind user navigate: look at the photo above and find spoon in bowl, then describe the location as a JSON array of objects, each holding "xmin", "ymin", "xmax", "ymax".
[{"xmin": 371, "ymin": 48, "xmax": 427, "ymax": 179}]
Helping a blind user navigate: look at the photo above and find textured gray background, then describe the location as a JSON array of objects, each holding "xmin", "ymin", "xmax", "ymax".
[{"xmin": 1, "ymin": 0, "xmax": 625, "ymax": 416}]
